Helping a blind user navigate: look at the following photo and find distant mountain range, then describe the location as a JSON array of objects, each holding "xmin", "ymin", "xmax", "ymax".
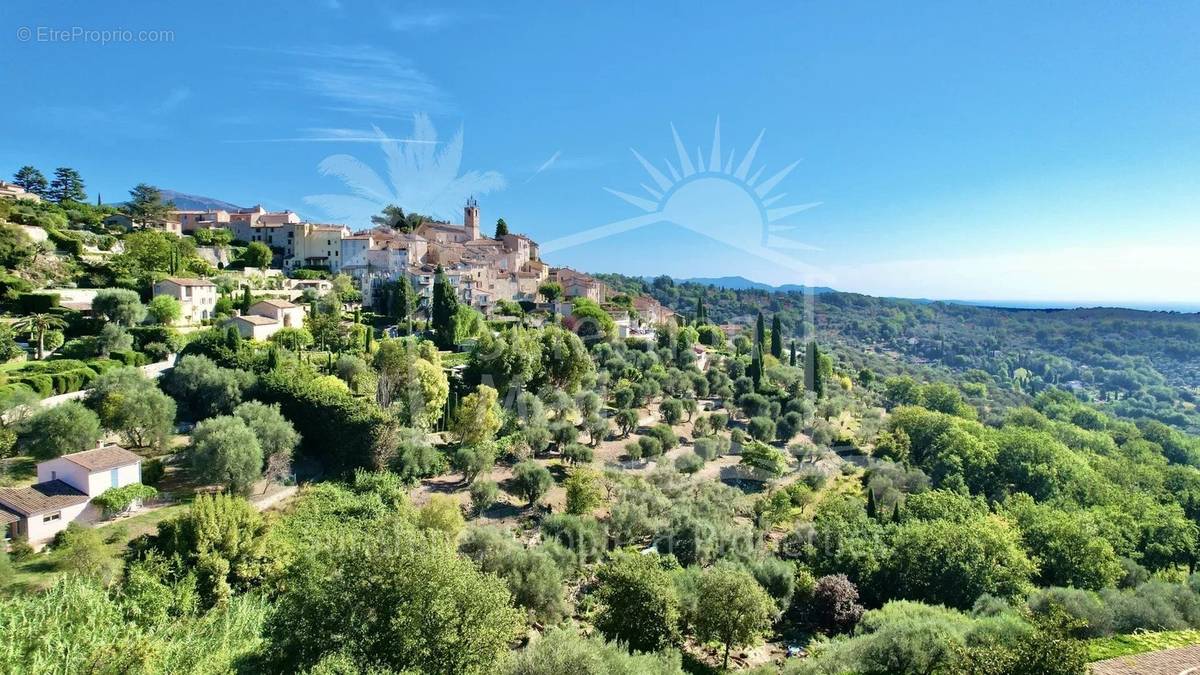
[
  {"xmin": 159, "ymin": 190, "xmax": 245, "ymax": 212},
  {"xmin": 670, "ymin": 276, "xmax": 836, "ymax": 295},
  {"xmin": 667, "ymin": 276, "xmax": 1198, "ymax": 313}
]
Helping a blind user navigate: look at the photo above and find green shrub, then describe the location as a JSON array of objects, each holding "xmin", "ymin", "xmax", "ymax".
[
  {"xmin": 141, "ymin": 458, "xmax": 166, "ymax": 486},
  {"xmin": 42, "ymin": 226, "xmax": 84, "ymax": 256},
  {"xmin": 7, "ymin": 537, "xmax": 34, "ymax": 562},
  {"xmin": 17, "ymin": 293, "xmax": 60, "ymax": 313},
  {"xmin": 0, "ymin": 273, "xmax": 32, "ymax": 301},
  {"xmin": 108, "ymin": 349, "xmax": 146, "ymax": 367},
  {"xmin": 92, "ymin": 483, "xmax": 158, "ymax": 517},
  {"xmin": 13, "ymin": 374, "xmax": 53, "ymax": 397}
]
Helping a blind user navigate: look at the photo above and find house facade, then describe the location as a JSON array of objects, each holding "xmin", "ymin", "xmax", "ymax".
[
  {"xmin": 227, "ymin": 299, "xmax": 306, "ymax": 340},
  {"xmin": 152, "ymin": 277, "xmax": 218, "ymax": 324},
  {"xmin": 1, "ymin": 445, "xmax": 143, "ymax": 545}
]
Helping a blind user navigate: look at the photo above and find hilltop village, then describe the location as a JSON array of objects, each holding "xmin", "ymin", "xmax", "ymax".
[{"xmin": 3, "ymin": 172, "xmax": 1200, "ymax": 675}]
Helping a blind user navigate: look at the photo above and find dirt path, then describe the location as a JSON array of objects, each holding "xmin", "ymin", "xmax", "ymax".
[{"xmin": 1091, "ymin": 646, "xmax": 1200, "ymax": 675}]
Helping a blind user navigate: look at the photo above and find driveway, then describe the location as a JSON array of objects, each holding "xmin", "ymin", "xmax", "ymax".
[{"xmin": 1092, "ymin": 646, "xmax": 1200, "ymax": 675}]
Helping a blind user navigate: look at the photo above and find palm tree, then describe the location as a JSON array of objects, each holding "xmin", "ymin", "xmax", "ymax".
[{"xmin": 14, "ymin": 313, "xmax": 66, "ymax": 360}]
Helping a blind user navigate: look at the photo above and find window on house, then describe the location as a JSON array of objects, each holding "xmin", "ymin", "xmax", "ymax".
[
  {"xmin": 43, "ymin": 512, "xmax": 61, "ymax": 523},
  {"xmin": 111, "ymin": 468, "xmax": 119, "ymax": 488}
]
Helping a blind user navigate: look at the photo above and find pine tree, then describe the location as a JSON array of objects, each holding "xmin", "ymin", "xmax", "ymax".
[
  {"xmin": 494, "ymin": 218, "xmax": 509, "ymax": 238},
  {"xmin": 47, "ymin": 167, "xmax": 87, "ymax": 203},
  {"xmin": 770, "ymin": 315, "xmax": 783, "ymax": 359},
  {"xmin": 13, "ymin": 166, "xmax": 48, "ymax": 197},
  {"xmin": 125, "ymin": 183, "xmax": 173, "ymax": 225}
]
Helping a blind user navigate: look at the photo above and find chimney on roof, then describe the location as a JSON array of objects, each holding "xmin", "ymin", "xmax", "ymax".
[{"xmin": 464, "ymin": 197, "xmax": 479, "ymax": 241}]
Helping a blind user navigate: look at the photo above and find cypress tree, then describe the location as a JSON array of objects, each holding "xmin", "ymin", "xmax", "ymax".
[
  {"xmin": 755, "ymin": 311, "xmax": 765, "ymax": 349},
  {"xmin": 750, "ymin": 345, "xmax": 763, "ymax": 388},
  {"xmin": 225, "ymin": 325, "xmax": 242, "ymax": 350},
  {"xmin": 431, "ymin": 265, "xmax": 458, "ymax": 349},
  {"xmin": 240, "ymin": 286, "xmax": 251, "ymax": 313},
  {"xmin": 770, "ymin": 315, "xmax": 783, "ymax": 359},
  {"xmin": 866, "ymin": 488, "xmax": 878, "ymax": 520},
  {"xmin": 789, "ymin": 340, "xmax": 797, "ymax": 367},
  {"xmin": 804, "ymin": 341, "xmax": 819, "ymax": 395}
]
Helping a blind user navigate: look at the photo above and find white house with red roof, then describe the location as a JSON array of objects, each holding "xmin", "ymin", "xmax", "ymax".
[{"xmin": 1, "ymin": 445, "xmax": 143, "ymax": 545}]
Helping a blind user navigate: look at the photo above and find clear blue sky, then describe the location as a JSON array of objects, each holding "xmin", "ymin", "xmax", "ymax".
[{"xmin": 3, "ymin": 1, "xmax": 1199, "ymax": 304}]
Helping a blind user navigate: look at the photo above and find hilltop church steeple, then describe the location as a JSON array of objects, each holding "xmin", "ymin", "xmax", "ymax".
[{"xmin": 464, "ymin": 197, "xmax": 479, "ymax": 240}]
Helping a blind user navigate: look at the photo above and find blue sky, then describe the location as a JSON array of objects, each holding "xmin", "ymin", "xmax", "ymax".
[{"xmin": 3, "ymin": 1, "xmax": 1199, "ymax": 304}]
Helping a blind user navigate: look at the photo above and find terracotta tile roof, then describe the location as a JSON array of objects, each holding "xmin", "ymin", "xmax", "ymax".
[
  {"xmin": 0, "ymin": 480, "xmax": 88, "ymax": 516},
  {"xmin": 251, "ymin": 299, "xmax": 297, "ymax": 309},
  {"xmin": 61, "ymin": 445, "xmax": 142, "ymax": 472},
  {"xmin": 232, "ymin": 315, "xmax": 278, "ymax": 326},
  {"xmin": 159, "ymin": 277, "xmax": 215, "ymax": 287},
  {"xmin": 0, "ymin": 508, "xmax": 18, "ymax": 525}
]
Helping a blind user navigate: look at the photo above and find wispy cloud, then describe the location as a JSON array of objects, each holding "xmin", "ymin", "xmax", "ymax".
[
  {"xmin": 36, "ymin": 87, "xmax": 192, "ymax": 139},
  {"xmin": 155, "ymin": 86, "xmax": 191, "ymax": 114},
  {"xmin": 223, "ymin": 127, "xmax": 439, "ymax": 144},
  {"xmin": 388, "ymin": 10, "xmax": 457, "ymax": 31},
  {"xmin": 233, "ymin": 45, "xmax": 449, "ymax": 118},
  {"xmin": 524, "ymin": 151, "xmax": 607, "ymax": 183},
  {"xmin": 526, "ymin": 151, "xmax": 562, "ymax": 183}
]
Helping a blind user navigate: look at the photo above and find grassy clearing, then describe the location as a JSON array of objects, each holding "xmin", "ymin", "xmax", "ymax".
[
  {"xmin": 1089, "ymin": 629, "xmax": 1200, "ymax": 661},
  {"xmin": 4, "ymin": 501, "xmax": 190, "ymax": 595},
  {"xmin": 0, "ymin": 456, "xmax": 37, "ymax": 487}
]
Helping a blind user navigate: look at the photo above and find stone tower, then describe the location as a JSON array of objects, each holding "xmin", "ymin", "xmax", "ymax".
[{"xmin": 464, "ymin": 197, "xmax": 479, "ymax": 240}]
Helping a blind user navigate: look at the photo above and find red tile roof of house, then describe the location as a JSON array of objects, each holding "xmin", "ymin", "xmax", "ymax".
[
  {"xmin": 251, "ymin": 299, "xmax": 297, "ymax": 309},
  {"xmin": 159, "ymin": 277, "xmax": 215, "ymax": 287},
  {"xmin": 61, "ymin": 445, "xmax": 143, "ymax": 471},
  {"xmin": 0, "ymin": 480, "xmax": 88, "ymax": 516}
]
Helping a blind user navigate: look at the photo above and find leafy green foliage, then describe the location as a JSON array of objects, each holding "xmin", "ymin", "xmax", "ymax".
[
  {"xmin": 593, "ymin": 553, "xmax": 681, "ymax": 653},
  {"xmin": 265, "ymin": 523, "xmax": 523, "ymax": 673},
  {"xmin": 18, "ymin": 400, "xmax": 101, "ymax": 458}
]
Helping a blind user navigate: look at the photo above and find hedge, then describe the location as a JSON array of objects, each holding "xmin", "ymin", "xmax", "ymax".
[
  {"xmin": 17, "ymin": 293, "xmax": 60, "ymax": 313},
  {"xmin": 42, "ymin": 226, "xmax": 84, "ymax": 256},
  {"xmin": 108, "ymin": 350, "xmax": 148, "ymax": 367},
  {"xmin": 129, "ymin": 326, "xmax": 184, "ymax": 353},
  {"xmin": 0, "ymin": 357, "xmax": 133, "ymax": 398},
  {"xmin": 0, "ymin": 273, "xmax": 33, "ymax": 300}
]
